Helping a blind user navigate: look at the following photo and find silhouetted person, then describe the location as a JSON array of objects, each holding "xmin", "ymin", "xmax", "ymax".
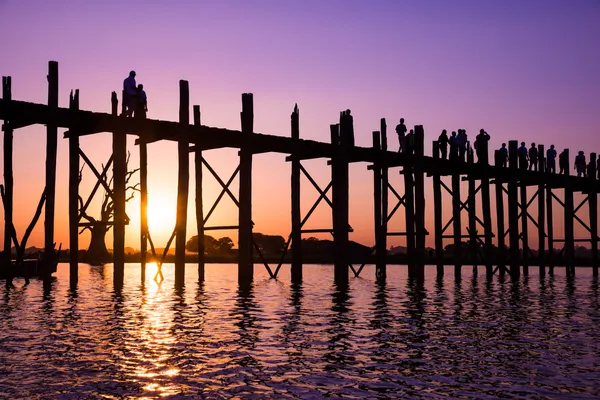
[
  {"xmin": 449, "ymin": 131, "xmax": 458, "ymax": 161},
  {"xmin": 546, "ymin": 144, "xmax": 557, "ymax": 173},
  {"xmin": 528, "ymin": 142, "xmax": 538, "ymax": 171},
  {"xmin": 396, "ymin": 118, "xmax": 407, "ymax": 153},
  {"xmin": 342, "ymin": 109, "xmax": 355, "ymax": 147},
  {"xmin": 456, "ymin": 129, "xmax": 467, "ymax": 162},
  {"xmin": 518, "ymin": 142, "xmax": 528, "ymax": 171},
  {"xmin": 474, "ymin": 129, "xmax": 490, "ymax": 163},
  {"xmin": 498, "ymin": 143, "xmax": 508, "ymax": 167},
  {"xmin": 559, "ymin": 149, "xmax": 568, "ymax": 175},
  {"xmin": 438, "ymin": 129, "xmax": 449, "ymax": 159},
  {"xmin": 122, "ymin": 70, "xmax": 137, "ymax": 117},
  {"xmin": 135, "ymin": 84, "xmax": 148, "ymax": 119},
  {"xmin": 587, "ymin": 158, "xmax": 596, "ymax": 180},
  {"xmin": 406, "ymin": 129, "xmax": 415, "ymax": 154},
  {"xmin": 575, "ymin": 151, "xmax": 586, "ymax": 177},
  {"xmin": 597, "ymin": 156, "xmax": 600, "ymax": 179}
]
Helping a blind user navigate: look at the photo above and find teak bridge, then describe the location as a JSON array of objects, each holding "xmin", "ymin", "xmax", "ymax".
[{"xmin": 1, "ymin": 62, "xmax": 599, "ymax": 286}]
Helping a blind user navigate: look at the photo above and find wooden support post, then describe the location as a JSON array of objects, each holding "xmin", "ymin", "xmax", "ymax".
[
  {"xmin": 69, "ymin": 90, "xmax": 80, "ymax": 284},
  {"xmin": 140, "ymin": 134, "xmax": 148, "ymax": 279},
  {"xmin": 413, "ymin": 126, "xmax": 426, "ymax": 283},
  {"xmin": 372, "ymin": 131, "xmax": 383, "ymax": 279},
  {"xmin": 44, "ymin": 61, "xmax": 58, "ymax": 264},
  {"xmin": 332, "ymin": 119, "xmax": 349, "ymax": 284},
  {"xmin": 451, "ymin": 159, "xmax": 462, "ymax": 278},
  {"xmin": 380, "ymin": 119, "xmax": 388, "ymax": 278},
  {"xmin": 590, "ymin": 152, "xmax": 598, "ymax": 277},
  {"xmin": 403, "ymin": 153, "xmax": 416, "ymax": 278},
  {"xmin": 291, "ymin": 104, "xmax": 302, "ymax": 282},
  {"xmin": 480, "ymin": 140, "xmax": 493, "ymax": 278},
  {"xmin": 520, "ymin": 174, "xmax": 529, "ymax": 276},
  {"xmin": 563, "ymin": 149, "xmax": 575, "ymax": 276},
  {"xmin": 2, "ymin": 76, "xmax": 13, "ymax": 281},
  {"xmin": 467, "ymin": 147, "xmax": 477, "ymax": 274},
  {"xmin": 433, "ymin": 141, "xmax": 444, "ymax": 277},
  {"xmin": 537, "ymin": 144, "xmax": 546, "ymax": 276},
  {"xmin": 112, "ymin": 91, "xmax": 126, "ymax": 285},
  {"xmin": 494, "ymin": 151, "xmax": 506, "ymax": 276},
  {"xmin": 238, "ymin": 93, "xmax": 254, "ymax": 283},
  {"xmin": 508, "ymin": 140, "xmax": 520, "ymax": 279},
  {"xmin": 546, "ymin": 180, "xmax": 554, "ymax": 275},
  {"xmin": 175, "ymin": 81, "xmax": 190, "ymax": 285},
  {"xmin": 194, "ymin": 105, "xmax": 205, "ymax": 281}
]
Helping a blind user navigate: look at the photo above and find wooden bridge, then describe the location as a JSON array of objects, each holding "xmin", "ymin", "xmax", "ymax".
[{"xmin": 1, "ymin": 62, "xmax": 598, "ymax": 286}]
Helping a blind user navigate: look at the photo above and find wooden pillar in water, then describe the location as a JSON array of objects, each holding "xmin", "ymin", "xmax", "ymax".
[
  {"xmin": 238, "ymin": 93, "xmax": 254, "ymax": 283},
  {"xmin": 2, "ymin": 77, "xmax": 13, "ymax": 280},
  {"xmin": 175, "ymin": 81, "xmax": 190, "ymax": 285},
  {"xmin": 589, "ymin": 152, "xmax": 598, "ymax": 277},
  {"xmin": 194, "ymin": 105, "xmax": 205, "ymax": 281},
  {"xmin": 69, "ymin": 90, "xmax": 81, "ymax": 284},
  {"xmin": 331, "ymin": 120, "xmax": 349, "ymax": 283},
  {"xmin": 372, "ymin": 131, "xmax": 383, "ymax": 279},
  {"xmin": 563, "ymin": 149, "xmax": 575, "ymax": 276},
  {"xmin": 290, "ymin": 104, "xmax": 302, "ymax": 282},
  {"xmin": 379, "ymin": 118, "xmax": 388, "ymax": 280},
  {"xmin": 494, "ymin": 151, "xmax": 506, "ymax": 276},
  {"xmin": 404, "ymin": 148, "xmax": 416, "ymax": 278},
  {"xmin": 479, "ymin": 140, "xmax": 493, "ymax": 278},
  {"xmin": 537, "ymin": 144, "xmax": 546, "ymax": 276},
  {"xmin": 139, "ymin": 135, "xmax": 148, "ymax": 279},
  {"xmin": 508, "ymin": 140, "xmax": 520, "ymax": 279},
  {"xmin": 467, "ymin": 147, "xmax": 477, "ymax": 274},
  {"xmin": 44, "ymin": 61, "xmax": 59, "ymax": 263},
  {"xmin": 520, "ymin": 168, "xmax": 529, "ymax": 276},
  {"xmin": 546, "ymin": 177, "xmax": 554, "ymax": 275},
  {"xmin": 451, "ymin": 155, "xmax": 462, "ymax": 278},
  {"xmin": 432, "ymin": 141, "xmax": 444, "ymax": 277},
  {"xmin": 413, "ymin": 126, "xmax": 426, "ymax": 282},
  {"xmin": 112, "ymin": 91, "xmax": 126, "ymax": 285}
]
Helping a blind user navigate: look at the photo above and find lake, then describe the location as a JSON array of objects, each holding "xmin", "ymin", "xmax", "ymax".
[{"xmin": 1, "ymin": 263, "xmax": 599, "ymax": 399}]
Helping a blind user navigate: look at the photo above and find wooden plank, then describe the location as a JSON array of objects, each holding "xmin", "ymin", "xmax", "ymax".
[
  {"xmin": 238, "ymin": 93, "xmax": 254, "ymax": 283},
  {"xmin": 69, "ymin": 90, "xmax": 80, "ymax": 284},
  {"xmin": 194, "ymin": 105, "xmax": 205, "ymax": 281},
  {"xmin": 508, "ymin": 140, "xmax": 520, "ymax": 279},
  {"xmin": 331, "ymin": 121, "xmax": 349, "ymax": 284},
  {"xmin": 380, "ymin": 118, "xmax": 388, "ymax": 281},
  {"xmin": 291, "ymin": 104, "xmax": 302, "ymax": 282},
  {"xmin": 520, "ymin": 177, "xmax": 529, "ymax": 276},
  {"xmin": 140, "ymin": 135, "xmax": 148, "ymax": 276},
  {"xmin": 467, "ymin": 147, "xmax": 478, "ymax": 274},
  {"xmin": 563, "ymin": 149, "xmax": 575, "ymax": 276},
  {"xmin": 494, "ymin": 151, "xmax": 506, "ymax": 276},
  {"xmin": 537, "ymin": 144, "xmax": 546, "ymax": 276},
  {"xmin": 2, "ymin": 76, "xmax": 13, "ymax": 281},
  {"xmin": 546, "ymin": 181, "xmax": 554, "ymax": 275},
  {"xmin": 451, "ymin": 160, "xmax": 462, "ymax": 278},
  {"xmin": 44, "ymin": 61, "xmax": 59, "ymax": 263},
  {"xmin": 432, "ymin": 141, "xmax": 444, "ymax": 277},
  {"xmin": 413, "ymin": 126, "xmax": 426, "ymax": 283},
  {"xmin": 479, "ymin": 139, "xmax": 493, "ymax": 278},
  {"xmin": 112, "ymin": 91, "xmax": 126, "ymax": 285},
  {"xmin": 404, "ymin": 153, "xmax": 416, "ymax": 278},
  {"xmin": 590, "ymin": 153, "xmax": 598, "ymax": 277},
  {"xmin": 372, "ymin": 131, "xmax": 383, "ymax": 279},
  {"xmin": 175, "ymin": 81, "xmax": 190, "ymax": 285}
]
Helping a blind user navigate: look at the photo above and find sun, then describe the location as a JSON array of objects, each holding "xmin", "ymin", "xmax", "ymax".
[{"xmin": 146, "ymin": 193, "xmax": 176, "ymax": 235}]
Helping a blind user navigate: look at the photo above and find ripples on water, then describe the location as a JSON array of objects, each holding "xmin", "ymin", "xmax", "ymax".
[{"xmin": 1, "ymin": 264, "xmax": 599, "ymax": 399}]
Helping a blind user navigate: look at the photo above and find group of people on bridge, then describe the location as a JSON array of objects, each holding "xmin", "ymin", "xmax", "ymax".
[
  {"xmin": 122, "ymin": 70, "xmax": 148, "ymax": 119},
  {"xmin": 395, "ymin": 118, "xmax": 600, "ymax": 179}
]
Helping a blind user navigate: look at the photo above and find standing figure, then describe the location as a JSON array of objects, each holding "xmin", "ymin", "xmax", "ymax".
[
  {"xmin": 546, "ymin": 145, "xmax": 557, "ymax": 173},
  {"xmin": 341, "ymin": 109, "xmax": 355, "ymax": 147},
  {"xmin": 456, "ymin": 129, "xmax": 467, "ymax": 162},
  {"xmin": 122, "ymin": 70, "xmax": 137, "ymax": 117},
  {"xmin": 587, "ymin": 158, "xmax": 596, "ymax": 180},
  {"xmin": 498, "ymin": 143, "xmax": 508, "ymax": 167},
  {"xmin": 395, "ymin": 118, "xmax": 407, "ymax": 153},
  {"xmin": 518, "ymin": 142, "xmax": 528, "ymax": 171},
  {"xmin": 438, "ymin": 129, "xmax": 449, "ymax": 159},
  {"xmin": 474, "ymin": 129, "xmax": 490, "ymax": 163},
  {"xmin": 405, "ymin": 129, "xmax": 415, "ymax": 155},
  {"xmin": 528, "ymin": 143, "xmax": 538, "ymax": 171},
  {"xmin": 575, "ymin": 151, "xmax": 586, "ymax": 177},
  {"xmin": 597, "ymin": 155, "xmax": 600, "ymax": 179},
  {"xmin": 559, "ymin": 149, "xmax": 568, "ymax": 175},
  {"xmin": 136, "ymin": 84, "xmax": 148, "ymax": 119},
  {"xmin": 449, "ymin": 131, "xmax": 458, "ymax": 161}
]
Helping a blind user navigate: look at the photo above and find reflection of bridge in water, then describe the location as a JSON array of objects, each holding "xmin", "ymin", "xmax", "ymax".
[{"xmin": 1, "ymin": 62, "xmax": 598, "ymax": 287}]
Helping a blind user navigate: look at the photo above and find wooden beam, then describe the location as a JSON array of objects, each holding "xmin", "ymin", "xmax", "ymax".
[
  {"xmin": 451, "ymin": 158, "xmax": 462, "ymax": 278},
  {"xmin": 291, "ymin": 104, "xmax": 302, "ymax": 282},
  {"xmin": 112, "ymin": 91, "xmax": 126, "ymax": 285},
  {"xmin": 175, "ymin": 80, "xmax": 190, "ymax": 286},
  {"xmin": 546, "ymin": 177, "xmax": 554, "ymax": 275},
  {"xmin": 479, "ymin": 139, "xmax": 493, "ymax": 278},
  {"xmin": 590, "ymin": 153, "xmax": 598, "ymax": 277},
  {"xmin": 2, "ymin": 76, "xmax": 13, "ymax": 282},
  {"xmin": 494, "ymin": 150, "xmax": 506, "ymax": 276},
  {"xmin": 372, "ymin": 131, "xmax": 383, "ymax": 279},
  {"xmin": 537, "ymin": 144, "xmax": 546, "ymax": 276},
  {"xmin": 68, "ymin": 89, "xmax": 80, "ymax": 284},
  {"xmin": 432, "ymin": 141, "xmax": 444, "ymax": 277},
  {"xmin": 467, "ymin": 147, "xmax": 478, "ymax": 274},
  {"xmin": 508, "ymin": 140, "xmax": 520, "ymax": 279},
  {"xmin": 413, "ymin": 126, "xmax": 426, "ymax": 283},
  {"xmin": 563, "ymin": 149, "xmax": 575, "ymax": 276},
  {"xmin": 520, "ymin": 173, "xmax": 529, "ymax": 276},
  {"xmin": 238, "ymin": 93, "xmax": 254, "ymax": 283},
  {"xmin": 380, "ymin": 118, "xmax": 388, "ymax": 281},
  {"xmin": 44, "ymin": 61, "xmax": 59, "ymax": 263},
  {"xmin": 194, "ymin": 105, "xmax": 205, "ymax": 281},
  {"xmin": 332, "ymin": 120, "xmax": 349, "ymax": 284},
  {"xmin": 140, "ymin": 135, "xmax": 148, "ymax": 278}
]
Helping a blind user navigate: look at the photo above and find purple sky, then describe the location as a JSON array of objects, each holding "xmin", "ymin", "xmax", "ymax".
[{"xmin": 1, "ymin": 0, "xmax": 599, "ymax": 249}]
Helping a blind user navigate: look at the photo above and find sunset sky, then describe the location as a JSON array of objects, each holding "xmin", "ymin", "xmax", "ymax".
[{"xmin": 0, "ymin": 0, "xmax": 599, "ymax": 251}]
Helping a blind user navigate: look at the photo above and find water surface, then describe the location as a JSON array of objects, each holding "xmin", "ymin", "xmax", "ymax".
[{"xmin": 1, "ymin": 264, "xmax": 599, "ymax": 399}]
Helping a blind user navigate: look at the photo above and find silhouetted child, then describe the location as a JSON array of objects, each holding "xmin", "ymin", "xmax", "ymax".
[
  {"xmin": 449, "ymin": 131, "xmax": 458, "ymax": 161},
  {"xmin": 559, "ymin": 150, "xmax": 568, "ymax": 175},
  {"xmin": 405, "ymin": 129, "xmax": 415, "ymax": 154},
  {"xmin": 498, "ymin": 143, "xmax": 508, "ymax": 167},
  {"xmin": 136, "ymin": 84, "xmax": 148, "ymax": 119},
  {"xmin": 528, "ymin": 143, "xmax": 538, "ymax": 171},
  {"xmin": 396, "ymin": 118, "xmax": 407, "ymax": 153},
  {"xmin": 518, "ymin": 142, "xmax": 528, "ymax": 171},
  {"xmin": 587, "ymin": 158, "xmax": 596, "ymax": 180},
  {"xmin": 438, "ymin": 130, "xmax": 449, "ymax": 159},
  {"xmin": 575, "ymin": 151, "xmax": 586, "ymax": 177},
  {"xmin": 546, "ymin": 145, "xmax": 557, "ymax": 173},
  {"xmin": 474, "ymin": 129, "xmax": 490, "ymax": 163}
]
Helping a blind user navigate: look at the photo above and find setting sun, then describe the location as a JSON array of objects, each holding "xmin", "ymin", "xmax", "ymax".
[{"xmin": 147, "ymin": 193, "xmax": 176, "ymax": 235}]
